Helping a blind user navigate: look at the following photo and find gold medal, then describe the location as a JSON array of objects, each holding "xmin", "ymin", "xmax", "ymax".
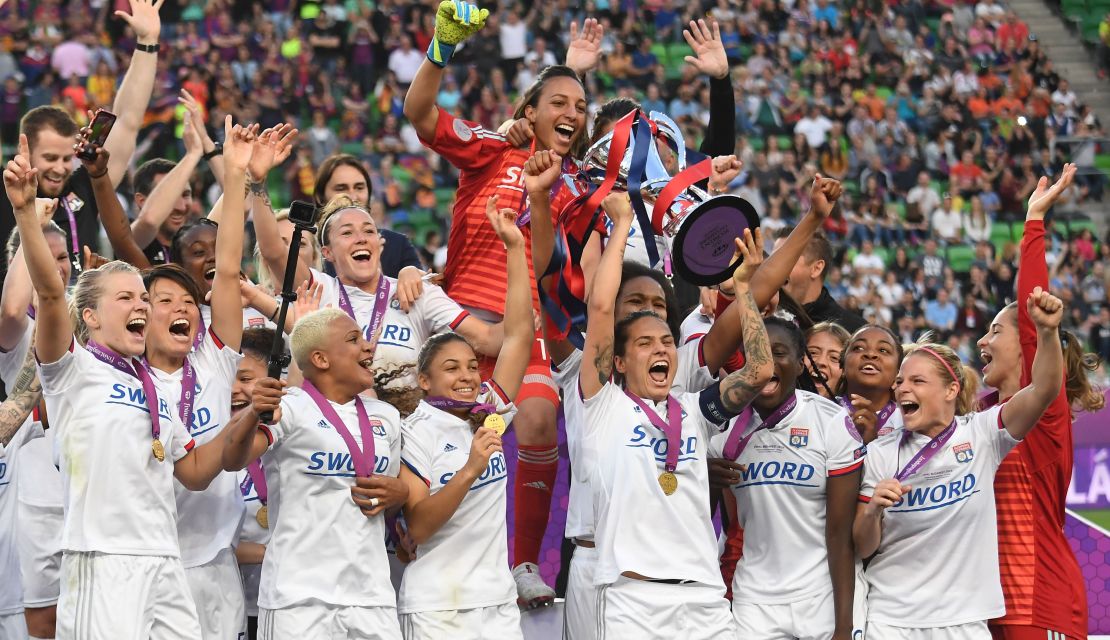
[
  {"xmin": 256, "ymin": 505, "xmax": 269, "ymax": 529},
  {"xmin": 483, "ymin": 413, "xmax": 507, "ymax": 436},
  {"xmin": 658, "ymin": 471, "xmax": 678, "ymax": 496},
  {"xmin": 152, "ymin": 439, "xmax": 165, "ymax": 462}
]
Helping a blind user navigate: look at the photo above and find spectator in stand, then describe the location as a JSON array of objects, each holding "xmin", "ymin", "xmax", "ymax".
[
  {"xmin": 949, "ymin": 150, "xmax": 984, "ymax": 197},
  {"xmin": 777, "ymin": 231, "xmax": 866, "ymax": 332},
  {"xmin": 924, "ymin": 288, "xmax": 959, "ymax": 333},
  {"xmin": 852, "ymin": 240, "xmax": 885, "ymax": 287},
  {"xmin": 795, "ymin": 104, "xmax": 834, "ymax": 149}
]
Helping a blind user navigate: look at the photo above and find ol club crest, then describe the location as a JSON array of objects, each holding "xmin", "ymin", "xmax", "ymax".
[
  {"xmin": 789, "ymin": 428, "xmax": 809, "ymax": 448},
  {"xmin": 952, "ymin": 442, "xmax": 974, "ymax": 464}
]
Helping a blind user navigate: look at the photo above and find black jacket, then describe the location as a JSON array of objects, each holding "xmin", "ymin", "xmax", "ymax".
[{"xmin": 804, "ymin": 287, "xmax": 866, "ymax": 333}]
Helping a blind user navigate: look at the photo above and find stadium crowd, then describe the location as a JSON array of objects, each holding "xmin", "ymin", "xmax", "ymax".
[{"xmin": 0, "ymin": 0, "xmax": 1107, "ymax": 639}]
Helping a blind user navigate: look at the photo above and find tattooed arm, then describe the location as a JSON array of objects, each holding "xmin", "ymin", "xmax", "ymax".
[
  {"xmin": 718, "ymin": 230, "xmax": 774, "ymax": 414},
  {"xmin": 0, "ymin": 346, "xmax": 43, "ymax": 447},
  {"xmin": 580, "ymin": 193, "xmax": 634, "ymax": 400}
]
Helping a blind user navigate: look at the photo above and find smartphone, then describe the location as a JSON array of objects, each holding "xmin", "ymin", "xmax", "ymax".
[
  {"xmin": 287, "ymin": 200, "xmax": 317, "ymax": 227},
  {"xmin": 77, "ymin": 109, "xmax": 117, "ymax": 161}
]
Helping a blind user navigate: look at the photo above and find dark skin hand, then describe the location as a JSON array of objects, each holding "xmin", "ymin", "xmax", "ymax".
[
  {"xmin": 351, "ymin": 475, "xmax": 410, "ymax": 518},
  {"xmin": 847, "ymin": 393, "xmax": 879, "ymax": 443},
  {"xmin": 708, "ymin": 457, "xmax": 745, "ymax": 489}
]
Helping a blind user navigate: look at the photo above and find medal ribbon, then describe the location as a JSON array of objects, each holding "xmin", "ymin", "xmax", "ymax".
[
  {"xmin": 86, "ymin": 340, "xmax": 162, "ymax": 441},
  {"xmin": 895, "ymin": 419, "xmax": 957, "ymax": 483},
  {"xmin": 623, "ymin": 391, "xmax": 684, "ymax": 473},
  {"xmin": 423, "ymin": 396, "xmax": 496, "ymax": 415},
  {"xmin": 722, "ymin": 392, "xmax": 798, "ymax": 461},
  {"xmin": 336, "ymin": 275, "xmax": 391, "ymax": 343},
  {"xmin": 243, "ymin": 460, "xmax": 267, "ymax": 505},
  {"xmin": 193, "ymin": 309, "xmax": 206, "ymax": 350},
  {"xmin": 57, "ymin": 196, "xmax": 81, "ymax": 259},
  {"xmin": 178, "ymin": 356, "xmax": 197, "ymax": 431},
  {"xmin": 837, "ymin": 396, "xmax": 897, "ymax": 442},
  {"xmin": 302, "ymin": 380, "xmax": 377, "ymax": 477}
]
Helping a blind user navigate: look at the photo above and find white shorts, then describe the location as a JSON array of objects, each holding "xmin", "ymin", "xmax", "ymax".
[
  {"xmin": 56, "ymin": 552, "xmax": 202, "ymax": 640},
  {"xmin": 733, "ymin": 589, "xmax": 834, "ymax": 640},
  {"xmin": 0, "ymin": 611, "xmax": 28, "ymax": 640},
  {"xmin": 185, "ymin": 546, "xmax": 246, "ymax": 640},
  {"xmin": 866, "ymin": 621, "xmax": 991, "ymax": 640},
  {"xmin": 853, "ymin": 565, "xmax": 868, "ymax": 640},
  {"xmin": 563, "ymin": 544, "xmax": 598, "ymax": 640},
  {"xmin": 16, "ymin": 501, "xmax": 63, "ymax": 607},
  {"xmin": 399, "ymin": 602, "xmax": 521, "ymax": 640},
  {"xmin": 259, "ymin": 603, "xmax": 401, "ymax": 640},
  {"xmin": 597, "ymin": 576, "xmax": 736, "ymax": 640}
]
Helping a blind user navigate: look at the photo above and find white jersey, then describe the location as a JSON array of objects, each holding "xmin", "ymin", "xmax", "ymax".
[
  {"xmin": 39, "ymin": 340, "xmax": 195, "ymax": 556},
  {"xmin": 310, "ymin": 269, "xmax": 469, "ymax": 389},
  {"xmin": 200, "ymin": 303, "xmax": 274, "ymax": 332},
  {"xmin": 603, "ymin": 212, "xmax": 667, "ymax": 270},
  {"xmin": 237, "ymin": 466, "xmax": 271, "ymax": 617},
  {"xmin": 860, "ymin": 405, "xmax": 1015, "ymax": 628},
  {"xmin": 581, "ymin": 380, "xmax": 727, "ymax": 587},
  {"xmin": 680, "ymin": 310, "xmax": 713, "ymax": 345},
  {"xmin": 709, "ymin": 391, "xmax": 865, "ymax": 604},
  {"xmin": 0, "ymin": 417, "xmax": 44, "ymax": 615},
  {"xmin": 397, "ymin": 383, "xmax": 517, "ymax": 614},
  {"xmin": 258, "ymin": 386, "xmax": 401, "ymax": 610},
  {"xmin": 554, "ymin": 339, "xmax": 716, "ymax": 541},
  {"xmin": 150, "ymin": 329, "xmax": 244, "ymax": 568},
  {"xmin": 0, "ymin": 320, "xmax": 32, "ymax": 387}
]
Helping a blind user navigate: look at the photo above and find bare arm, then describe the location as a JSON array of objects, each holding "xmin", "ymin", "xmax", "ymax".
[
  {"xmin": 235, "ymin": 541, "xmax": 265, "ymax": 565},
  {"xmin": 486, "ymin": 197, "xmax": 533, "ymax": 400},
  {"xmin": 402, "ymin": 60, "xmax": 445, "ymax": 141},
  {"xmin": 0, "ymin": 346, "xmax": 42, "ymax": 447},
  {"xmin": 826, "ymin": 471, "xmax": 860, "ymax": 638},
  {"xmin": 852, "ymin": 501, "xmax": 882, "ymax": 562},
  {"xmin": 580, "ymin": 194, "xmax": 633, "ymax": 400},
  {"xmin": 1000, "ymin": 288, "xmax": 1065, "ymax": 440},
  {"xmin": 104, "ymin": 0, "xmax": 165, "ymax": 186},
  {"xmin": 207, "ymin": 117, "xmax": 253, "ymax": 352},
  {"xmin": 82, "ymin": 147, "xmax": 151, "ymax": 268},
  {"xmin": 220, "ymin": 384, "xmax": 280, "ymax": 471},
  {"xmin": 0, "ymin": 244, "xmax": 33, "ymax": 350},
  {"xmin": 716, "ymin": 232, "xmax": 774, "ymax": 413},
  {"xmin": 131, "ymin": 115, "xmax": 204, "ymax": 248},
  {"xmin": 173, "ymin": 436, "xmax": 226, "ymax": 491}
]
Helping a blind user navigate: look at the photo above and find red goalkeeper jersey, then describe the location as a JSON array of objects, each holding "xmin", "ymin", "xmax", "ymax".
[
  {"xmin": 991, "ymin": 219, "xmax": 1087, "ymax": 639},
  {"xmin": 418, "ymin": 108, "xmax": 577, "ymax": 316}
]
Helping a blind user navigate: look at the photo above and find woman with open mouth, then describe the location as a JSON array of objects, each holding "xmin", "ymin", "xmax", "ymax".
[
  {"xmin": 393, "ymin": 196, "xmax": 533, "ymax": 639},
  {"xmin": 978, "ymin": 164, "xmax": 1099, "ymax": 640},
  {"xmin": 7, "ymin": 122, "xmax": 233, "ymax": 639},
  {"xmin": 854, "ymin": 287, "xmax": 1066, "ymax": 640},
  {"xmin": 836, "ymin": 324, "xmax": 905, "ymax": 443},
  {"xmin": 578, "ymin": 192, "xmax": 772, "ymax": 638},
  {"xmin": 712, "ymin": 315, "xmax": 863, "ymax": 639},
  {"xmin": 142, "ymin": 117, "xmax": 253, "ymax": 640}
]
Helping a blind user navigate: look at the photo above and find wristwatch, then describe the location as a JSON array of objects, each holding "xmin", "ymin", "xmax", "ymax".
[
  {"xmin": 135, "ymin": 42, "xmax": 160, "ymax": 54},
  {"xmin": 203, "ymin": 143, "xmax": 223, "ymax": 161}
]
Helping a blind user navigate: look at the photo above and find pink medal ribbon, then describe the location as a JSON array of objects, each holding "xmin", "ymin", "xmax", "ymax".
[
  {"xmin": 424, "ymin": 396, "xmax": 496, "ymax": 415},
  {"xmin": 302, "ymin": 380, "xmax": 377, "ymax": 477},
  {"xmin": 177, "ymin": 356, "xmax": 197, "ymax": 431},
  {"xmin": 192, "ymin": 310, "xmax": 206, "ymax": 350},
  {"xmin": 86, "ymin": 340, "xmax": 162, "ymax": 442},
  {"xmin": 895, "ymin": 419, "xmax": 958, "ymax": 483},
  {"xmin": 721, "ymin": 392, "xmax": 798, "ymax": 461},
  {"xmin": 623, "ymin": 391, "xmax": 684, "ymax": 473},
  {"xmin": 242, "ymin": 460, "xmax": 267, "ymax": 505},
  {"xmin": 837, "ymin": 396, "xmax": 897, "ymax": 442},
  {"xmin": 336, "ymin": 275, "xmax": 391, "ymax": 343}
]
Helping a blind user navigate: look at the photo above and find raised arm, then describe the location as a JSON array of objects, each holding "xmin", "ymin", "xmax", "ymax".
[
  {"xmin": 1000, "ymin": 287, "xmax": 1065, "ymax": 440},
  {"xmin": 402, "ymin": 1, "xmax": 489, "ymax": 141},
  {"xmin": 826, "ymin": 468, "xmax": 860, "ymax": 638},
  {"xmin": 247, "ymin": 125, "xmax": 310, "ymax": 290},
  {"xmin": 0, "ymin": 346, "xmax": 42, "ymax": 447},
  {"xmin": 181, "ymin": 89, "xmax": 225, "ymax": 188},
  {"xmin": 222, "ymin": 378, "xmax": 284, "ymax": 471},
  {"xmin": 715, "ymin": 230, "xmax": 774, "ymax": 413},
  {"xmin": 682, "ymin": 19, "xmax": 735, "ymax": 158},
  {"xmin": 130, "ymin": 109, "xmax": 204, "ymax": 249},
  {"xmin": 483, "ymin": 196, "xmax": 533, "ymax": 400},
  {"xmin": 6, "ymin": 137, "xmax": 71, "ymax": 363},
  {"xmin": 104, "ymin": 0, "xmax": 164, "ymax": 186},
  {"xmin": 208, "ymin": 117, "xmax": 253, "ymax": 352},
  {"xmin": 580, "ymin": 193, "xmax": 634, "ymax": 400},
  {"xmin": 0, "ymin": 243, "xmax": 33, "ymax": 351},
  {"xmin": 79, "ymin": 140, "xmax": 151, "ymax": 268}
]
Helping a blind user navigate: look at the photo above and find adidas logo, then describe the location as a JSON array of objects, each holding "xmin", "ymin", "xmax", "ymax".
[
  {"xmin": 444, "ymin": 443, "xmax": 458, "ymax": 452},
  {"xmin": 524, "ymin": 481, "xmax": 550, "ymax": 491}
]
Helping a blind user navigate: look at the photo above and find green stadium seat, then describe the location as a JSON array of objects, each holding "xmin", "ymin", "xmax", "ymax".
[
  {"xmin": 650, "ymin": 43, "xmax": 668, "ymax": 67},
  {"xmin": 946, "ymin": 245, "xmax": 975, "ymax": 273},
  {"xmin": 666, "ymin": 43, "xmax": 693, "ymax": 66}
]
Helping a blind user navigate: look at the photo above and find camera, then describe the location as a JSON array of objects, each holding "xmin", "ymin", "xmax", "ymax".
[{"xmin": 288, "ymin": 200, "xmax": 317, "ymax": 228}]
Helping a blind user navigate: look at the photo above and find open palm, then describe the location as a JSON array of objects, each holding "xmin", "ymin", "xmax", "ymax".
[{"xmin": 682, "ymin": 19, "xmax": 729, "ymax": 80}]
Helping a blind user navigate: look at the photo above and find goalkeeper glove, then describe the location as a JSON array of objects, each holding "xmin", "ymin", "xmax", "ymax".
[{"xmin": 427, "ymin": 0, "xmax": 490, "ymax": 67}]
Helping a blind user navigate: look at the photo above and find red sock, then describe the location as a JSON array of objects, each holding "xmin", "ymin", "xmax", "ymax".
[{"xmin": 513, "ymin": 444, "xmax": 559, "ymax": 567}]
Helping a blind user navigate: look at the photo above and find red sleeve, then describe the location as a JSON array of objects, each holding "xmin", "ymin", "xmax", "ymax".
[
  {"xmin": 417, "ymin": 107, "xmax": 507, "ymax": 173},
  {"xmin": 1016, "ymin": 219, "xmax": 1071, "ymax": 470}
]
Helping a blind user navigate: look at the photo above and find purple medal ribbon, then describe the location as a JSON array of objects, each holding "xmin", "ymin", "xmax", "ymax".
[
  {"xmin": 302, "ymin": 379, "xmax": 377, "ymax": 477},
  {"xmin": 178, "ymin": 356, "xmax": 197, "ymax": 431},
  {"xmin": 243, "ymin": 460, "xmax": 268, "ymax": 505},
  {"xmin": 623, "ymin": 391, "xmax": 684, "ymax": 473},
  {"xmin": 336, "ymin": 275, "xmax": 391, "ymax": 343},
  {"xmin": 424, "ymin": 396, "xmax": 496, "ymax": 415},
  {"xmin": 721, "ymin": 392, "xmax": 798, "ymax": 461},
  {"xmin": 895, "ymin": 419, "xmax": 958, "ymax": 483},
  {"xmin": 86, "ymin": 340, "xmax": 162, "ymax": 441},
  {"xmin": 192, "ymin": 309, "xmax": 206, "ymax": 350},
  {"xmin": 837, "ymin": 396, "xmax": 897, "ymax": 442},
  {"xmin": 57, "ymin": 196, "xmax": 81, "ymax": 256}
]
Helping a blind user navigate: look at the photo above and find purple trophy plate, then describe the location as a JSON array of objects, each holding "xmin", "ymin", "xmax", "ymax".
[{"xmin": 672, "ymin": 194, "xmax": 760, "ymax": 286}]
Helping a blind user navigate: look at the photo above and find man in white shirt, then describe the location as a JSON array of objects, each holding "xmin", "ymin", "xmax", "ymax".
[
  {"xmin": 931, "ymin": 193, "xmax": 964, "ymax": 244},
  {"xmin": 795, "ymin": 105, "xmax": 834, "ymax": 148},
  {"xmin": 852, "ymin": 240, "xmax": 886, "ymax": 287},
  {"xmin": 907, "ymin": 171, "xmax": 941, "ymax": 221},
  {"xmin": 388, "ymin": 36, "xmax": 425, "ymax": 86},
  {"xmin": 1051, "ymin": 79, "xmax": 1079, "ymax": 117}
]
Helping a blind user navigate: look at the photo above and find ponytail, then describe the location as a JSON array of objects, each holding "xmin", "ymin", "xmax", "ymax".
[{"xmin": 1061, "ymin": 330, "xmax": 1106, "ymax": 413}]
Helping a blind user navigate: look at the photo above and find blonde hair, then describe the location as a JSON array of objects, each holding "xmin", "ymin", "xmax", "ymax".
[
  {"xmin": 290, "ymin": 308, "xmax": 349, "ymax": 372},
  {"xmin": 316, "ymin": 195, "xmax": 373, "ymax": 247},
  {"xmin": 69, "ymin": 261, "xmax": 141, "ymax": 345},
  {"xmin": 254, "ymin": 207, "xmax": 323, "ymax": 292},
  {"xmin": 903, "ymin": 341, "xmax": 981, "ymax": 415}
]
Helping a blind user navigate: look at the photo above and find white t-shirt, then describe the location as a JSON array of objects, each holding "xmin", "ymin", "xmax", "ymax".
[
  {"xmin": 603, "ymin": 214, "xmax": 668, "ymax": 270},
  {"xmin": 795, "ymin": 115, "xmax": 834, "ymax": 148},
  {"xmin": 554, "ymin": 339, "xmax": 715, "ymax": 541},
  {"xmin": 397, "ymin": 384, "xmax": 517, "ymax": 614},
  {"xmin": 6, "ymin": 319, "xmax": 65, "ymax": 510},
  {"xmin": 258, "ymin": 386, "xmax": 401, "ymax": 609},
  {"xmin": 860, "ymin": 405, "xmax": 1016, "ymax": 628},
  {"xmin": 39, "ymin": 340, "xmax": 195, "ymax": 556},
  {"xmin": 709, "ymin": 391, "xmax": 865, "ymax": 604},
  {"xmin": 0, "ymin": 416, "xmax": 44, "ymax": 615},
  {"xmin": 581, "ymin": 380, "xmax": 727, "ymax": 587},
  {"xmin": 151, "ymin": 329, "xmax": 244, "ymax": 568},
  {"xmin": 199, "ymin": 303, "xmax": 273, "ymax": 333},
  {"xmin": 311, "ymin": 269, "xmax": 469, "ymax": 390},
  {"xmin": 680, "ymin": 310, "xmax": 713, "ymax": 345},
  {"xmin": 237, "ymin": 465, "xmax": 272, "ymax": 617},
  {"xmin": 0, "ymin": 320, "xmax": 32, "ymax": 387}
]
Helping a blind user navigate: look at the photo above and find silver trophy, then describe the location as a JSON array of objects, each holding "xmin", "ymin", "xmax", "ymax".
[{"xmin": 582, "ymin": 111, "xmax": 758, "ymax": 285}]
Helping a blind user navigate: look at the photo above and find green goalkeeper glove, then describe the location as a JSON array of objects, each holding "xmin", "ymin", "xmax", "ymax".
[{"xmin": 427, "ymin": 0, "xmax": 489, "ymax": 67}]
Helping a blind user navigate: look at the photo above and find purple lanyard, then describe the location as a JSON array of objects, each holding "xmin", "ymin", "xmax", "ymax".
[
  {"xmin": 623, "ymin": 391, "xmax": 684, "ymax": 472},
  {"xmin": 837, "ymin": 395, "xmax": 897, "ymax": 442},
  {"xmin": 335, "ymin": 275, "xmax": 391, "ymax": 342},
  {"xmin": 242, "ymin": 460, "xmax": 267, "ymax": 505},
  {"xmin": 721, "ymin": 392, "xmax": 798, "ymax": 461},
  {"xmin": 193, "ymin": 308, "xmax": 207, "ymax": 350},
  {"xmin": 302, "ymin": 379, "xmax": 377, "ymax": 477},
  {"xmin": 86, "ymin": 340, "xmax": 162, "ymax": 441},
  {"xmin": 424, "ymin": 396, "xmax": 496, "ymax": 415},
  {"xmin": 57, "ymin": 195, "xmax": 81, "ymax": 256},
  {"xmin": 895, "ymin": 419, "xmax": 958, "ymax": 483},
  {"xmin": 178, "ymin": 356, "xmax": 197, "ymax": 431}
]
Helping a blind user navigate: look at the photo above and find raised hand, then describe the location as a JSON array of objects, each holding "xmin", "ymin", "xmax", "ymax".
[
  {"xmin": 76, "ymin": 123, "xmax": 111, "ymax": 179},
  {"xmin": 682, "ymin": 19, "xmax": 729, "ymax": 80},
  {"xmin": 291, "ymin": 279, "xmax": 325, "ymax": 323},
  {"xmin": 4, "ymin": 135, "xmax": 38, "ymax": 212},
  {"xmin": 251, "ymin": 377, "xmax": 286, "ymax": 424},
  {"xmin": 810, "ymin": 174, "xmax": 843, "ymax": 219},
  {"xmin": 34, "ymin": 198, "xmax": 58, "ymax": 226},
  {"xmin": 1026, "ymin": 286, "xmax": 1063, "ymax": 330},
  {"xmin": 248, "ymin": 123, "xmax": 298, "ymax": 183},
  {"xmin": 709, "ymin": 155, "xmax": 741, "ymax": 193},
  {"xmin": 82, "ymin": 245, "xmax": 110, "ymax": 271},
  {"xmin": 566, "ymin": 18, "xmax": 604, "ymax": 75},
  {"xmin": 116, "ymin": 0, "xmax": 164, "ymax": 44},
  {"xmin": 1026, "ymin": 163, "xmax": 1077, "ymax": 221},
  {"xmin": 485, "ymin": 194, "xmax": 524, "ymax": 249},
  {"xmin": 181, "ymin": 107, "xmax": 204, "ymax": 159},
  {"xmin": 868, "ymin": 478, "xmax": 910, "ymax": 513},
  {"xmin": 223, "ymin": 116, "xmax": 257, "ymax": 173},
  {"xmin": 730, "ymin": 227, "xmax": 764, "ymax": 287},
  {"xmin": 428, "ymin": 0, "xmax": 489, "ymax": 66},
  {"xmin": 523, "ymin": 150, "xmax": 562, "ymax": 195},
  {"xmin": 601, "ymin": 191, "xmax": 633, "ymax": 228},
  {"xmin": 395, "ymin": 266, "xmax": 427, "ymax": 313}
]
